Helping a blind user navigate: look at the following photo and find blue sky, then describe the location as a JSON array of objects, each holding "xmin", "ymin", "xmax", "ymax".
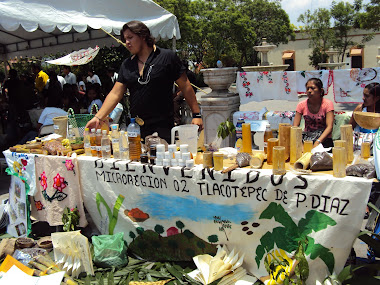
[{"xmin": 280, "ymin": 0, "xmax": 370, "ymax": 27}]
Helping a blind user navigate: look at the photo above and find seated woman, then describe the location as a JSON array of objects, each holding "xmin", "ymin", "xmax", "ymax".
[
  {"xmin": 349, "ymin": 83, "xmax": 380, "ymax": 132},
  {"xmin": 86, "ymin": 83, "xmax": 103, "ymax": 114},
  {"xmin": 293, "ymin": 78, "xmax": 334, "ymax": 148}
]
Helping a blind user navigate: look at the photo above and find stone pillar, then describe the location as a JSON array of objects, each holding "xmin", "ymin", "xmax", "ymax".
[
  {"xmin": 199, "ymin": 92, "xmax": 240, "ymax": 148},
  {"xmin": 377, "ymin": 47, "xmax": 380, "ymax": 67}
]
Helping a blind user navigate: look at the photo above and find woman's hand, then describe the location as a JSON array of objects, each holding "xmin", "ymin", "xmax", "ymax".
[
  {"xmin": 85, "ymin": 116, "xmax": 102, "ymax": 130},
  {"xmin": 313, "ymin": 139, "xmax": 321, "ymax": 148}
]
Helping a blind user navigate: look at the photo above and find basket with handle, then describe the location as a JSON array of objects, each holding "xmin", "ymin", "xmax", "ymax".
[{"xmin": 67, "ymin": 105, "xmax": 98, "ymax": 137}]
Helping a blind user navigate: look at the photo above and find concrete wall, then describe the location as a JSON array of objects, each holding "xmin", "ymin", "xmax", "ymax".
[{"xmin": 268, "ymin": 29, "xmax": 380, "ymax": 71}]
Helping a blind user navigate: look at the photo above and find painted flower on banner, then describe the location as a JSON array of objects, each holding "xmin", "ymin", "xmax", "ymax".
[
  {"xmin": 53, "ymin": 173, "xmax": 68, "ymax": 192},
  {"xmin": 263, "ymin": 249, "xmax": 296, "ymax": 285},
  {"xmin": 39, "ymin": 171, "xmax": 47, "ymax": 191},
  {"xmin": 35, "ymin": 200, "xmax": 44, "ymax": 211},
  {"xmin": 282, "ymin": 72, "xmax": 291, "ymax": 94},
  {"xmin": 64, "ymin": 159, "xmax": 75, "ymax": 175}
]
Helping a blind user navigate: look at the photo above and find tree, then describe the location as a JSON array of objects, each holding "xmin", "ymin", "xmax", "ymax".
[
  {"xmin": 175, "ymin": 220, "xmax": 185, "ymax": 233},
  {"xmin": 298, "ymin": 8, "xmax": 333, "ymax": 68},
  {"xmin": 357, "ymin": 0, "xmax": 380, "ymax": 31},
  {"xmin": 136, "ymin": 227, "xmax": 145, "ymax": 239},
  {"xmin": 154, "ymin": 224, "xmax": 165, "ymax": 238},
  {"xmin": 207, "ymin": 235, "xmax": 219, "ymax": 244},
  {"xmin": 330, "ymin": 1, "xmax": 372, "ymax": 62},
  {"xmin": 129, "ymin": 231, "xmax": 136, "ymax": 241}
]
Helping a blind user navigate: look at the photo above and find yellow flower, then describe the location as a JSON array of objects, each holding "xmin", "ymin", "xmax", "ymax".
[
  {"xmin": 264, "ymin": 249, "xmax": 296, "ymax": 285},
  {"xmin": 13, "ymin": 161, "xmax": 22, "ymax": 175}
]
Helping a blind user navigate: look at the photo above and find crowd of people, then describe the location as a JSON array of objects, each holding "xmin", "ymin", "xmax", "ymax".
[{"xmin": 1, "ymin": 64, "xmax": 120, "ymax": 148}]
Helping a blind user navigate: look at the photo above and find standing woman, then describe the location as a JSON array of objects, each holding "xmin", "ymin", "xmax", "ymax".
[
  {"xmin": 85, "ymin": 21, "xmax": 202, "ymax": 142},
  {"xmin": 293, "ymin": 78, "xmax": 334, "ymax": 148}
]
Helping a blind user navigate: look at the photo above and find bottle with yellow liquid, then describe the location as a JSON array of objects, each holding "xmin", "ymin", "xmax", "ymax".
[
  {"xmin": 263, "ymin": 124, "xmax": 273, "ymax": 154},
  {"xmin": 235, "ymin": 118, "xmax": 244, "ymax": 152},
  {"xmin": 127, "ymin": 118, "xmax": 142, "ymax": 161}
]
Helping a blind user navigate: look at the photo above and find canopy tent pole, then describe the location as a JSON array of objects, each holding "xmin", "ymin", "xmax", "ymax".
[{"xmin": 172, "ymin": 37, "xmax": 176, "ymax": 51}]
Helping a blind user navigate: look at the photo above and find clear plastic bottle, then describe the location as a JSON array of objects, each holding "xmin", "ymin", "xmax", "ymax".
[
  {"xmin": 67, "ymin": 125, "xmax": 76, "ymax": 145},
  {"xmin": 90, "ymin": 128, "xmax": 98, "ymax": 157},
  {"xmin": 264, "ymin": 124, "xmax": 273, "ymax": 154},
  {"xmin": 96, "ymin": 129, "xmax": 102, "ymax": 157},
  {"xmin": 127, "ymin": 118, "xmax": 141, "ymax": 161},
  {"xmin": 111, "ymin": 124, "xmax": 120, "ymax": 159},
  {"xmin": 101, "ymin": 130, "xmax": 111, "ymax": 159},
  {"xmin": 120, "ymin": 130, "xmax": 129, "ymax": 160},
  {"xmin": 83, "ymin": 128, "xmax": 91, "ymax": 156}
]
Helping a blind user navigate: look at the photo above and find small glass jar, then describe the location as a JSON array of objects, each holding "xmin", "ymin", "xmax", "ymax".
[
  {"xmin": 213, "ymin": 152, "xmax": 224, "ymax": 171},
  {"xmin": 203, "ymin": 151, "xmax": 213, "ymax": 168},
  {"xmin": 186, "ymin": 159, "xmax": 194, "ymax": 168},
  {"xmin": 156, "ymin": 144, "xmax": 165, "ymax": 153}
]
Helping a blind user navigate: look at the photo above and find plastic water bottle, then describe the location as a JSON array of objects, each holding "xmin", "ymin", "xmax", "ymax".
[
  {"xmin": 111, "ymin": 124, "xmax": 120, "ymax": 159},
  {"xmin": 127, "ymin": 118, "xmax": 141, "ymax": 161},
  {"xmin": 83, "ymin": 127, "xmax": 91, "ymax": 156},
  {"xmin": 120, "ymin": 130, "xmax": 129, "ymax": 160},
  {"xmin": 67, "ymin": 125, "xmax": 76, "ymax": 145},
  {"xmin": 96, "ymin": 129, "xmax": 102, "ymax": 157},
  {"xmin": 90, "ymin": 128, "xmax": 97, "ymax": 157},
  {"xmin": 101, "ymin": 130, "xmax": 111, "ymax": 159}
]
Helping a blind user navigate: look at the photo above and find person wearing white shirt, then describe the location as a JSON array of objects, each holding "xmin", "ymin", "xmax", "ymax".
[
  {"xmin": 87, "ymin": 70, "xmax": 102, "ymax": 86},
  {"xmin": 63, "ymin": 66, "xmax": 77, "ymax": 85}
]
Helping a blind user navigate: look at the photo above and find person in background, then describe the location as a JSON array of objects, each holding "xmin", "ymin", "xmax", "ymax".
[
  {"xmin": 86, "ymin": 83, "xmax": 103, "ymax": 113},
  {"xmin": 293, "ymin": 78, "xmax": 334, "ymax": 148},
  {"xmin": 349, "ymin": 83, "xmax": 380, "ymax": 132},
  {"xmin": 85, "ymin": 20, "xmax": 202, "ymax": 142},
  {"xmin": 87, "ymin": 70, "xmax": 102, "ymax": 86},
  {"xmin": 44, "ymin": 70, "xmax": 63, "ymax": 108},
  {"xmin": 78, "ymin": 73, "xmax": 87, "ymax": 95},
  {"xmin": 63, "ymin": 66, "xmax": 77, "ymax": 85},
  {"xmin": 104, "ymin": 67, "xmax": 119, "ymax": 95},
  {"xmin": 57, "ymin": 73, "xmax": 66, "ymax": 89},
  {"xmin": 31, "ymin": 63, "xmax": 49, "ymax": 94}
]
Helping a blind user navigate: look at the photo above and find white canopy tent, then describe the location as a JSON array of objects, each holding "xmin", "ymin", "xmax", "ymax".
[{"xmin": 0, "ymin": 0, "xmax": 181, "ymax": 62}]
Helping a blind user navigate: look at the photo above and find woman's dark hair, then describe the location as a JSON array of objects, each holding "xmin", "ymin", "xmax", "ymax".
[
  {"xmin": 306, "ymin": 77, "xmax": 324, "ymax": 96},
  {"xmin": 365, "ymin": 82, "xmax": 380, "ymax": 112},
  {"xmin": 120, "ymin": 20, "xmax": 155, "ymax": 47},
  {"xmin": 86, "ymin": 83, "xmax": 103, "ymax": 100}
]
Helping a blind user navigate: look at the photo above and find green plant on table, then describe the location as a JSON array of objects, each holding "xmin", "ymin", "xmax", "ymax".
[
  {"xmin": 62, "ymin": 206, "xmax": 80, "ymax": 232},
  {"xmin": 217, "ymin": 119, "xmax": 235, "ymax": 140}
]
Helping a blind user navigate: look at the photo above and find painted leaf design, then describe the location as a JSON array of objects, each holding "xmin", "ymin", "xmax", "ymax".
[
  {"xmin": 305, "ymin": 236, "xmax": 335, "ymax": 274},
  {"xmin": 297, "ymin": 210, "xmax": 337, "ymax": 237},
  {"xmin": 259, "ymin": 202, "xmax": 297, "ymax": 230}
]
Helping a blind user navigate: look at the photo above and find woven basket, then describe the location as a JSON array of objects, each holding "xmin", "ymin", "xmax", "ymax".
[{"xmin": 67, "ymin": 106, "xmax": 98, "ymax": 137}]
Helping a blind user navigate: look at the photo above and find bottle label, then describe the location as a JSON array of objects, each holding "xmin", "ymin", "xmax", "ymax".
[
  {"xmin": 102, "ymin": 145, "xmax": 111, "ymax": 151},
  {"xmin": 84, "ymin": 142, "xmax": 91, "ymax": 148},
  {"xmin": 90, "ymin": 146, "xmax": 96, "ymax": 151},
  {"xmin": 128, "ymin": 131, "xmax": 138, "ymax": 138},
  {"xmin": 54, "ymin": 125, "xmax": 59, "ymax": 130},
  {"xmin": 112, "ymin": 138, "xmax": 120, "ymax": 144},
  {"xmin": 264, "ymin": 142, "xmax": 268, "ymax": 148},
  {"xmin": 96, "ymin": 146, "xmax": 101, "ymax": 151}
]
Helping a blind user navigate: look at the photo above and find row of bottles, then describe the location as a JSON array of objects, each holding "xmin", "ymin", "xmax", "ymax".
[{"xmin": 83, "ymin": 118, "xmax": 141, "ymax": 160}]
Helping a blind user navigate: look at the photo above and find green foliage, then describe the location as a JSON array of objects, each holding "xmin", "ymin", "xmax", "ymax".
[
  {"xmin": 255, "ymin": 202, "xmax": 336, "ymax": 274},
  {"xmin": 207, "ymin": 234, "xmax": 219, "ymax": 244},
  {"xmin": 129, "ymin": 231, "xmax": 136, "ymax": 240},
  {"xmin": 217, "ymin": 119, "xmax": 235, "ymax": 140},
  {"xmin": 95, "ymin": 193, "xmax": 125, "ymax": 235},
  {"xmin": 62, "ymin": 206, "xmax": 80, "ymax": 232},
  {"xmin": 176, "ymin": 220, "xmax": 185, "ymax": 232},
  {"xmin": 357, "ymin": 0, "xmax": 380, "ymax": 31},
  {"xmin": 298, "ymin": 1, "xmax": 371, "ymax": 67},
  {"xmin": 154, "ymin": 224, "xmax": 165, "ymax": 236},
  {"xmin": 156, "ymin": 0, "xmax": 294, "ymax": 67}
]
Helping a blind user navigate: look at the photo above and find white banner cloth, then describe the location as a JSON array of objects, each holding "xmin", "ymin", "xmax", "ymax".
[
  {"xmin": 78, "ymin": 156, "xmax": 372, "ymax": 284},
  {"xmin": 333, "ymin": 68, "xmax": 380, "ymax": 103},
  {"xmin": 46, "ymin": 46, "xmax": 100, "ymax": 66},
  {"xmin": 296, "ymin": 70, "xmax": 332, "ymax": 95},
  {"xmin": 237, "ymin": 71, "xmax": 298, "ymax": 104},
  {"xmin": 3, "ymin": 150, "xmax": 37, "ymax": 196}
]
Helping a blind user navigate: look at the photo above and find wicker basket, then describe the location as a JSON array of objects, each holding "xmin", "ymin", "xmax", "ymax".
[{"xmin": 67, "ymin": 106, "xmax": 98, "ymax": 137}]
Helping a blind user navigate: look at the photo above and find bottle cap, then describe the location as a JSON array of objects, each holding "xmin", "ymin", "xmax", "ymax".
[
  {"xmin": 68, "ymin": 125, "xmax": 73, "ymax": 129},
  {"xmin": 102, "ymin": 130, "xmax": 107, "ymax": 135},
  {"xmin": 130, "ymin": 118, "xmax": 135, "ymax": 123},
  {"xmin": 85, "ymin": 127, "xmax": 89, "ymax": 131},
  {"xmin": 96, "ymin": 129, "xmax": 101, "ymax": 134},
  {"xmin": 91, "ymin": 128, "xmax": 96, "ymax": 133},
  {"xmin": 111, "ymin": 124, "xmax": 118, "ymax": 130}
]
